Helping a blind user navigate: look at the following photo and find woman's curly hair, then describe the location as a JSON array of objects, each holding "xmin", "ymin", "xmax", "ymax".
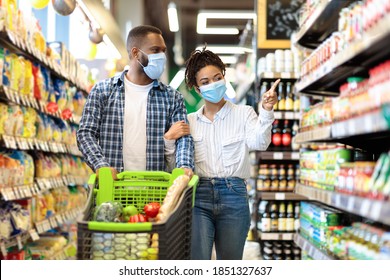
[{"xmin": 184, "ymin": 46, "xmax": 226, "ymax": 89}]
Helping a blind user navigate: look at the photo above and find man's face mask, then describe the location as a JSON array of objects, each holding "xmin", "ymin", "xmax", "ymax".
[
  {"xmin": 137, "ymin": 49, "xmax": 166, "ymax": 80},
  {"xmin": 198, "ymin": 79, "xmax": 227, "ymax": 103}
]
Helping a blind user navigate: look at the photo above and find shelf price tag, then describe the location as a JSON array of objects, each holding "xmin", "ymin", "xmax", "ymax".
[
  {"xmin": 347, "ymin": 196, "xmax": 355, "ymax": 212},
  {"xmin": 275, "ymin": 193, "xmax": 286, "ymax": 200},
  {"xmin": 370, "ymin": 201, "xmax": 382, "ymax": 221},
  {"xmin": 285, "ymin": 112, "xmax": 294, "ymax": 119},
  {"xmin": 0, "ymin": 243, "xmax": 7, "ymax": 258},
  {"xmin": 360, "ymin": 199, "xmax": 371, "ymax": 217},
  {"xmin": 29, "ymin": 229, "xmax": 40, "ymax": 241},
  {"xmin": 291, "ymin": 152, "xmax": 300, "ymax": 160},
  {"xmin": 273, "ymin": 152, "xmax": 283, "ymax": 160},
  {"xmin": 16, "ymin": 235, "xmax": 23, "ymax": 250},
  {"xmin": 334, "ymin": 194, "xmax": 341, "ymax": 207},
  {"xmin": 274, "ymin": 112, "xmax": 282, "ymax": 119}
]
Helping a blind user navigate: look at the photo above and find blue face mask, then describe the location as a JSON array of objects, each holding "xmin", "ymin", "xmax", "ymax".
[
  {"xmin": 198, "ymin": 80, "xmax": 227, "ymax": 103},
  {"xmin": 137, "ymin": 49, "xmax": 166, "ymax": 79}
]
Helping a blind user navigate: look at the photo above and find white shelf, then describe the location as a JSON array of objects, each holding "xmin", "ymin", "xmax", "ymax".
[
  {"xmin": 258, "ymin": 232, "xmax": 295, "ymax": 241},
  {"xmin": 294, "ymin": 233, "xmax": 335, "ymax": 260},
  {"xmin": 295, "ymin": 183, "xmax": 390, "ymax": 226}
]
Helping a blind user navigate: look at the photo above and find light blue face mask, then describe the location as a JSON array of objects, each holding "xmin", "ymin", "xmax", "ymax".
[
  {"xmin": 198, "ymin": 79, "xmax": 227, "ymax": 103},
  {"xmin": 137, "ymin": 49, "xmax": 166, "ymax": 79}
]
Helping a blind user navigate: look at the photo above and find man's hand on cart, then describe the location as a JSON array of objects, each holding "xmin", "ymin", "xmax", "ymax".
[
  {"xmin": 96, "ymin": 167, "xmax": 118, "ymax": 180},
  {"xmin": 181, "ymin": 167, "xmax": 194, "ymax": 179}
]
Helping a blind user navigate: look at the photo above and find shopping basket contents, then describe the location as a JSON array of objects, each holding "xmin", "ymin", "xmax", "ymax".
[{"xmin": 77, "ymin": 168, "xmax": 198, "ymax": 260}]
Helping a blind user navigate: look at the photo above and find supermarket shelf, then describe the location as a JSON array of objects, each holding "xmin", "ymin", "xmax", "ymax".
[
  {"xmin": 0, "ymin": 134, "xmax": 82, "ymax": 157},
  {"xmin": 274, "ymin": 111, "xmax": 300, "ymax": 120},
  {"xmin": 259, "ymin": 192, "xmax": 307, "ymax": 201},
  {"xmin": 296, "ymin": 14, "xmax": 390, "ymax": 95},
  {"xmin": 295, "ymin": 108, "xmax": 390, "ymax": 151},
  {"xmin": 296, "ymin": 183, "xmax": 390, "ymax": 225},
  {"xmin": 0, "ymin": 231, "xmax": 31, "ymax": 253},
  {"xmin": 1, "ymin": 176, "xmax": 88, "ymax": 201},
  {"xmin": 0, "ymin": 29, "xmax": 88, "ymax": 93},
  {"xmin": 294, "ymin": 233, "xmax": 335, "ymax": 260},
  {"xmin": 35, "ymin": 207, "xmax": 82, "ymax": 234},
  {"xmin": 258, "ymin": 72, "xmax": 300, "ymax": 80},
  {"xmin": 294, "ymin": 0, "xmax": 353, "ymax": 49},
  {"xmin": 255, "ymin": 151, "xmax": 300, "ymax": 161},
  {"xmin": 0, "ymin": 85, "xmax": 81, "ymax": 125},
  {"xmin": 258, "ymin": 232, "xmax": 295, "ymax": 241}
]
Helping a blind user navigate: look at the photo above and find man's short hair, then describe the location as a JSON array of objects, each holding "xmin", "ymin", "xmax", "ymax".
[{"xmin": 126, "ymin": 25, "xmax": 162, "ymax": 52}]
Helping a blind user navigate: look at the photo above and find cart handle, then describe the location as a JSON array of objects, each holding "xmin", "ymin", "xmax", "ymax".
[{"xmin": 117, "ymin": 171, "xmax": 172, "ymax": 181}]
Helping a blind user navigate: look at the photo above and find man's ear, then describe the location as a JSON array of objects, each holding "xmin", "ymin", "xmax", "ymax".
[{"xmin": 130, "ymin": 47, "xmax": 139, "ymax": 59}]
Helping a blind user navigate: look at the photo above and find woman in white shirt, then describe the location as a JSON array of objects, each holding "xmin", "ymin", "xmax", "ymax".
[{"xmin": 164, "ymin": 48, "xmax": 279, "ymax": 260}]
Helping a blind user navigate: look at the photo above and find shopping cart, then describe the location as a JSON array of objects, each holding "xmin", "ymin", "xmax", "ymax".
[{"xmin": 77, "ymin": 167, "xmax": 198, "ymax": 260}]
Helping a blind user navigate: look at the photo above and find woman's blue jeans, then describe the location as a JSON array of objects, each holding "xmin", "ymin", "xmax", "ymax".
[{"xmin": 191, "ymin": 177, "xmax": 250, "ymax": 260}]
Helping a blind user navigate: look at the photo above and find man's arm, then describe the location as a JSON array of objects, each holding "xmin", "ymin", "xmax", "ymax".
[
  {"xmin": 76, "ymin": 83, "xmax": 110, "ymax": 172},
  {"xmin": 170, "ymin": 91, "xmax": 194, "ymax": 172}
]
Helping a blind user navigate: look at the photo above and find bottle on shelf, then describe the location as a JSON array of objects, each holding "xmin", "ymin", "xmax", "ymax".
[
  {"xmin": 278, "ymin": 164, "xmax": 287, "ymax": 192},
  {"xmin": 293, "ymin": 91, "xmax": 300, "ymax": 113},
  {"xmin": 270, "ymin": 202, "xmax": 279, "ymax": 231},
  {"xmin": 271, "ymin": 120, "xmax": 282, "ymax": 147},
  {"xmin": 278, "ymin": 202, "xmax": 286, "ymax": 232},
  {"xmin": 294, "ymin": 202, "xmax": 300, "ymax": 231},
  {"xmin": 257, "ymin": 164, "xmax": 271, "ymax": 192},
  {"xmin": 285, "ymin": 82, "xmax": 294, "ymax": 111},
  {"xmin": 277, "ymin": 81, "xmax": 286, "ymax": 111},
  {"xmin": 286, "ymin": 164, "xmax": 296, "ymax": 192},
  {"xmin": 286, "ymin": 202, "xmax": 294, "ymax": 232},
  {"xmin": 291, "ymin": 120, "xmax": 300, "ymax": 151},
  {"xmin": 260, "ymin": 82, "xmax": 269, "ymax": 111},
  {"xmin": 282, "ymin": 120, "xmax": 292, "ymax": 147},
  {"xmin": 270, "ymin": 164, "xmax": 279, "ymax": 192},
  {"xmin": 261, "ymin": 201, "xmax": 271, "ymax": 232}
]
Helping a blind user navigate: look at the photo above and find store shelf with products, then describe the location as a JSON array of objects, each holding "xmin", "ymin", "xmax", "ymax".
[
  {"xmin": 296, "ymin": 13, "xmax": 390, "ymax": 95},
  {"xmin": 295, "ymin": 107, "xmax": 390, "ymax": 152},
  {"xmin": 0, "ymin": 30, "xmax": 89, "ymax": 93},
  {"xmin": 294, "ymin": 0, "xmax": 354, "ymax": 49},
  {"xmin": 0, "ymin": 4, "xmax": 93, "ymax": 260},
  {"xmin": 291, "ymin": 0, "xmax": 390, "ymax": 260},
  {"xmin": 296, "ymin": 183, "xmax": 390, "ymax": 226},
  {"xmin": 294, "ymin": 233, "xmax": 335, "ymax": 260}
]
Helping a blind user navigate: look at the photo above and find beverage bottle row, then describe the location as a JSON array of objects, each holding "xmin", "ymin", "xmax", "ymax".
[
  {"xmin": 260, "ymin": 81, "xmax": 300, "ymax": 112},
  {"xmin": 271, "ymin": 119, "xmax": 299, "ymax": 149},
  {"xmin": 257, "ymin": 164, "xmax": 300, "ymax": 192},
  {"xmin": 262, "ymin": 240, "xmax": 301, "ymax": 260},
  {"xmin": 258, "ymin": 201, "xmax": 300, "ymax": 232}
]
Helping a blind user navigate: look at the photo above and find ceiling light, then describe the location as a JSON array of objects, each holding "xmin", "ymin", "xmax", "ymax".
[
  {"xmin": 219, "ymin": 55, "xmax": 237, "ymax": 65},
  {"xmin": 103, "ymin": 34, "xmax": 121, "ymax": 59},
  {"xmin": 196, "ymin": 45, "xmax": 253, "ymax": 54},
  {"xmin": 168, "ymin": 2, "xmax": 179, "ymax": 32},
  {"xmin": 197, "ymin": 10, "xmax": 255, "ymax": 35}
]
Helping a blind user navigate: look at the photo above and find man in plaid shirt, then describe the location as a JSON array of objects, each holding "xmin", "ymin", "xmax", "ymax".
[{"xmin": 77, "ymin": 25, "xmax": 194, "ymax": 178}]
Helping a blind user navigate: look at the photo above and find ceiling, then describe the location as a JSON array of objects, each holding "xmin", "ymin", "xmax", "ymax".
[{"xmin": 143, "ymin": 0, "xmax": 256, "ymax": 67}]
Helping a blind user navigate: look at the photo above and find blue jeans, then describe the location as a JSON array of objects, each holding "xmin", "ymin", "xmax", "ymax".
[{"xmin": 191, "ymin": 177, "xmax": 250, "ymax": 260}]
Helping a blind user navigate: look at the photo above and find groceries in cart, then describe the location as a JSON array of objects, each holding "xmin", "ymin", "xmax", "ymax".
[{"xmin": 77, "ymin": 168, "xmax": 198, "ymax": 260}]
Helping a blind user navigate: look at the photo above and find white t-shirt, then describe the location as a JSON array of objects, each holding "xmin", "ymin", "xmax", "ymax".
[{"xmin": 123, "ymin": 77, "xmax": 153, "ymax": 171}]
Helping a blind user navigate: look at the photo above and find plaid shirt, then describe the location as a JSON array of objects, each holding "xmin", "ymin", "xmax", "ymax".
[{"xmin": 76, "ymin": 70, "xmax": 194, "ymax": 172}]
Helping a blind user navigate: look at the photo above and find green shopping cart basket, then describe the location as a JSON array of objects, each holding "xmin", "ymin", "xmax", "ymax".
[{"xmin": 77, "ymin": 167, "xmax": 198, "ymax": 260}]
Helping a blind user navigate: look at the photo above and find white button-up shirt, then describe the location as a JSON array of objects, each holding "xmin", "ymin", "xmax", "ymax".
[{"xmin": 165, "ymin": 101, "xmax": 274, "ymax": 179}]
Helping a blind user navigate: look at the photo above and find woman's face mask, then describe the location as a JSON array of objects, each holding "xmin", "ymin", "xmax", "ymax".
[
  {"xmin": 198, "ymin": 79, "xmax": 227, "ymax": 103},
  {"xmin": 137, "ymin": 49, "xmax": 166, "ymax": 79}
]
